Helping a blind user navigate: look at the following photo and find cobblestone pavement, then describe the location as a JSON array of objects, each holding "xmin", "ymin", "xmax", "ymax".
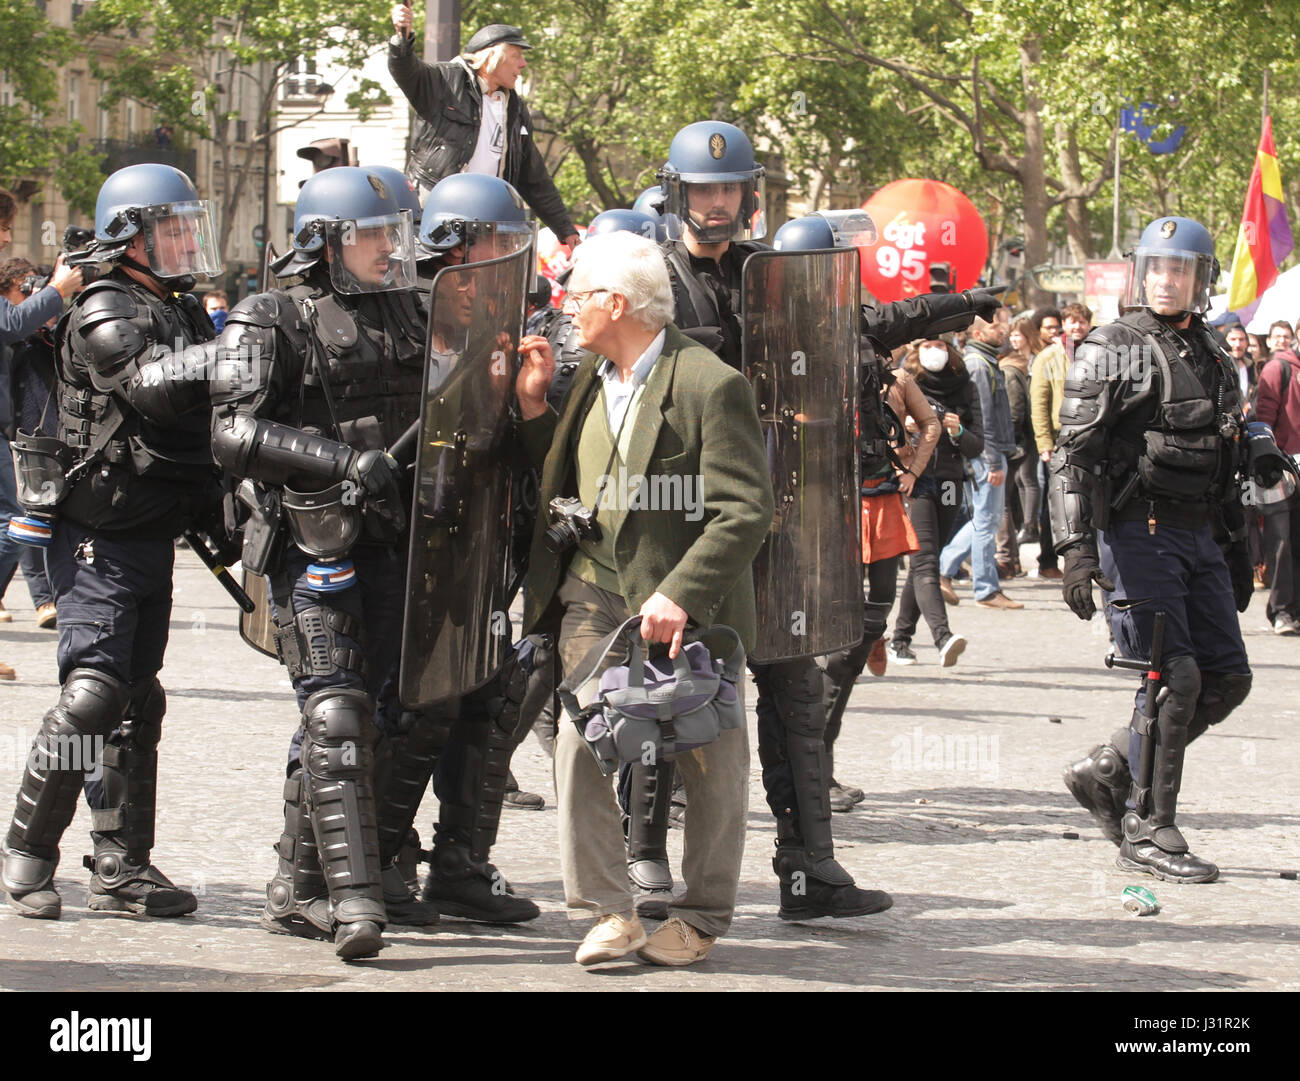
[{"xmin": 0, "ymin": 551, "xmax": 1296, "ymax": 992}]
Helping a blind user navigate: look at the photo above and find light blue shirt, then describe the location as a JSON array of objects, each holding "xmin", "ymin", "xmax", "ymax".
[{"xmin": 596, "ymin": 328, "xmax": 666, "ymax": 436}]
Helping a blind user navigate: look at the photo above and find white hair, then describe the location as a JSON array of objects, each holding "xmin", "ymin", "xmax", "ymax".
[
  {"xmin": 570, "ymin": 231, "xmax": 674, "ymax": 331},
  {"xmin": 464, "ymin": 43, "xmax": 511, "ymax": 77}
]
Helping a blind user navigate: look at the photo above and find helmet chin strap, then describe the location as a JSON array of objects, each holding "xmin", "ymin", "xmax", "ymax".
[
  {"xmin": 119, "ymin": 254, "xmax": 195, "ymax": 294},
  {"xmin": 1151, "ymin": 309, "xmax": 1191, "ymax": 325},
  {"xmin": 685, "ymin": 214, "xmax": 734, "ymax": 246}
]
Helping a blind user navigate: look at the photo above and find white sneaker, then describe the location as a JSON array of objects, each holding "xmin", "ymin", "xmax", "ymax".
[{"xmin": 938, "ymin": 633, "xmax": 966, "ymax": 667}]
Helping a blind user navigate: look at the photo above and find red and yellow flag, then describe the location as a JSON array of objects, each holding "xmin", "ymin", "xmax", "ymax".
[{"xmin": 1227, "ymin": 116, "xmax": 1294, "ymax": 311}]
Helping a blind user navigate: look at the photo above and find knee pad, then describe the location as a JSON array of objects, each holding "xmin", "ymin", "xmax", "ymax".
[
  {"xmin": 302, "ymin": 689, "xmax": 374, "ymax": 781},
  {"xmin": 1190, "ymin": 670, "xmax": 1252, "ymax": 738},
  {"xmin": 50, "ymin": 669, "xmax": 131, "ymax": 738}
]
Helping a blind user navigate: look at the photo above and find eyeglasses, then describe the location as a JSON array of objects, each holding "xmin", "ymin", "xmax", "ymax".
[{"xmin": 562, "ymin": 288, "xmax": 607, "ymax": 312}]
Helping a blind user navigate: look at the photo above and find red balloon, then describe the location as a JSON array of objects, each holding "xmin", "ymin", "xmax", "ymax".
[{"xmin": 858, "ymin": 179, "xmax": 989, "ymax": 302}]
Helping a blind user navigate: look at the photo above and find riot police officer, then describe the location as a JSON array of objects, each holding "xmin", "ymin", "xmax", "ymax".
[
  {"xmin": 368, "ymin": 172, "xmax": 542, "ymax": 925},
  {"xmin": 211, "ymin": 167, "xmax": 425, "ymax": 957},
  {"xmin": 1052, "ymin": 216, "xmax": 1255, "ymax": 883},
  {"xmin": 772, "ymin": 213, "xmax": 1000, "ymax": 808},
  {"xmin": 1, "ymin": 164, "xmax": 224, "ymax": 920}
]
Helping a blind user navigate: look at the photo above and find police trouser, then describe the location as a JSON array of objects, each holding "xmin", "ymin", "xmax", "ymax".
[
  {"xmin": 5, "ymin": 524, "xmax": 177, "ymax": 865},
  {"xmin": 268, "ymin": 544, "xmax": 405, "ymax": 926},
  {"xmin": 372, "ymin": 635, "xmax": 548, "ymax": 866},
  {"xmin": 1099, "ymin": 520, "xmax": 1252, "ymax": 808}
]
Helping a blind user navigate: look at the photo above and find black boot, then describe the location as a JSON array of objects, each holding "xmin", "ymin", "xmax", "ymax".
[
  {"xmin": 622, "ymin": 760, "xmax": 675, "ymax": 920},
  {"xmin": 1063, "ymin": 739, "xmax": 1130, "ymax": 846},
  {"xmin": 772, "ymin": 832, "xmax": 893, "ymax": 920},
  {"xmin": 85, "ymin": 838, "xmax": 197, "ymax": 916},
  {"xmin": 262, "ymin": 771, "xmax": 332, "ymax": 940},
  {"xmin": 421, "ymin": 838, "xmax": 539, "ymax": 923},
  {"xmin": 503, "ymin": 769, "xmax": 546, "ymax": 810}
]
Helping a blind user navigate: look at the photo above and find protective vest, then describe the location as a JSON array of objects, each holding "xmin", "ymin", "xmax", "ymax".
[
  {"xmin": 279, "ymin": 284, "xmax": 426, "ymax": 451},
  {"xmin": 663, "ymin": 240, "xmax": 765, "ymax": 369},
  {"xmin": 55, "ymin": 275, "xmax": 216, "ymax": 534},
  {"xmin": 1137, "ymin": 332, "xmax": 1227, "ymax": 502}
]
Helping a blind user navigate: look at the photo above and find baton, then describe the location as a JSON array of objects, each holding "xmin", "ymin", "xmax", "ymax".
[
  {"xmin": 1131, "ymin": 611, "xmax": 1166, "ymax": 819},
  {"xmin": 184, "ymin": 530, "xmax": 255, "ymax": 613}
]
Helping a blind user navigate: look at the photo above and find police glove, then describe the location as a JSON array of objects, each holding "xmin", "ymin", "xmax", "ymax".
[
  {"xmin": 1062, "ymin": 544, "xmax": 1114, "ymax": 621},
  {"xmin": 1227, "ymin": 542, "xmax": 1254, "ymax": 613},
  {"xmin": 962, "ymin": 285, "xmax": 1007, "ymax": 322},
  {"xmin": 349, "ymin": 449, "xmax": 408, "ymax": 536}
]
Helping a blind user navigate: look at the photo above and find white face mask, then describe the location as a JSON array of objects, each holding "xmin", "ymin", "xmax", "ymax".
[{"xmin": 919, "ymin": 345, "xmax": 950, "ymax": 372}]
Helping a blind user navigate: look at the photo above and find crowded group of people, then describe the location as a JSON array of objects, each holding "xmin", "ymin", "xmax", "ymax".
[{"xmin": 0, "ymin": 9, "xmax": 1278, "ymax": 972}]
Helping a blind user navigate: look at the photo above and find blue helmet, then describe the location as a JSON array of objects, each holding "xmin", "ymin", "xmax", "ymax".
[
  {"xmin": 657, "ymin": 121, "xmax": 766, "ymax": 243},
  {"xmin": 586, "ymin": 208, "xmax": 660, "ymax": 241},
  {"xmin": 365, "ymin": 166, "xmax": 423, "ymax": 225},
  {"xmin": 92, "ymin": 164, "xmax": 221, "ymax": 280},
  {"xmin": 773, "ymin": 210, "xmax": 877, "ymax": 252},
  {"xmin": 632, "ymin": 185, "xmax": 672, "ymax": 241},
  {"xmin": 1124, "ymin": 216, "xmax": 1220, "ymax": 315},
  {"xmin": 417, "ymin": 173, "xmax": 533, "ymax": 262},
  {"xmin": 275, "ymin": 167, "xmax": 417, "ymax": 292}
]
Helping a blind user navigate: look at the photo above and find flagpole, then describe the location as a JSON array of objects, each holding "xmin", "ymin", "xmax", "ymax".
[{"xmin": 1263, "ymin": 70, "xmax": 1270, "ymax": 129}]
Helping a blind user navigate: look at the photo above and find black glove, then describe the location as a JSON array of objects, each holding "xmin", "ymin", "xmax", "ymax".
[
  {"xmin": 962, "ymin": 285, "xmax": 1007, "ymax": 323},
  {"xmin": 1062, "ymin": 544, "xmax": 1115, "ymax": 621},
  {"xmin": 1227, "ymin": 542, "xmax": 1253, "ymax": 613},
  {"xmin": 349, "ymin": 449, "xmax": 408, "ymax": 536}
]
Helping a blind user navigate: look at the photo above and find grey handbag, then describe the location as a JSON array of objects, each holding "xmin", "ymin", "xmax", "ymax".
[{"xmin": 557, "ymin": 617, "xmax": 746, "ymax": 776}]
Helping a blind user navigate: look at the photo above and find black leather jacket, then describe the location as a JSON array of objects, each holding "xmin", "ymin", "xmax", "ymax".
[{"xmin": 389, "ymin": 36, "xmax": 576, "ymax": 240}]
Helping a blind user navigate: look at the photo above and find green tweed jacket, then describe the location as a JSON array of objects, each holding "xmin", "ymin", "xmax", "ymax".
[{"xmin": 519, "ymin": 324, "xmax": 774, "ymax": 651}]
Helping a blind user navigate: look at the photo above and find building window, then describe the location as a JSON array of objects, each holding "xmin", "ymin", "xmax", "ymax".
[
  {"xmin": 67, "ymin": 74, "xmax": 80, "ymax": 123},
  {"xmin": 97, "ymin": 80, "xmax": 110, "ymax": 140},
  {"xmin": 125, "ymin": 99, "xmax": 138, "ymax": 139},
  {"xmin": 284, "ymin": 56, "xmax": 319, "ymax": 99}
]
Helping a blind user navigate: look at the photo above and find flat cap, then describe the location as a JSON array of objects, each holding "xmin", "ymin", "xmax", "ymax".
[{"xmin": 464, "ymin": 23, "xmax": 532, "ymax": 52}]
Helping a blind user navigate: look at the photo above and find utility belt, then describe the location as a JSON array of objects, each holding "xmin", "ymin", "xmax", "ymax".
[{"xmin": 1113, "ymin": 499, "xmax": 1211, "ymax": 532}]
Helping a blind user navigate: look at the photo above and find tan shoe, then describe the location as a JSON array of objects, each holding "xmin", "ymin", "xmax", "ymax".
[
  {"xmin": 35, "ymin": 604, "xmax": 56, "ymax": 629},
  {"xmin": 0, "ymin": 602, "xmax": 11, "ymax": 623},
  {"xmin": 0, "ymin": 662, "xmax": 15, "ymax": 681},
  {"xmin": 939, "ymin": 577, "xmax": 960, "ymax": 605},
  {"xmin": 575, "ymin": 912, "xmax": 646, "ymax": 966},
  {"xmin": 636, "ymin": 916, "xmax": 716, "ymax": 967},
  {"xmin": 977, "ymin": 590, "xmax": 1024, "ymax": 610}
]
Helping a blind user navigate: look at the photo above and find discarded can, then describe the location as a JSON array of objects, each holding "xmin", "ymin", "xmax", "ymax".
[{"xmin": 1121, "ymin": 885, "xmax": 1159, "ymax": 916}]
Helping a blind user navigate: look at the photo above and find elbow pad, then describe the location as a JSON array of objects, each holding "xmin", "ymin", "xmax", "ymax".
[
  {"xmin": 212, "ymin": 410, "xmax": 355, "ymax": 489},
  {"xmin": 127, "ymin": 340, "xmax": 216, "ymax": 425}
]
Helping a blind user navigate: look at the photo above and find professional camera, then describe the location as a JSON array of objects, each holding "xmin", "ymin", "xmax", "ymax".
[
  {"xmin": 543, "ymin": 496, "xmax": 600, "ymax": 555},
  {"xmin": 24, "ymin": 227, "xmax": 102, "ymax": 294}
]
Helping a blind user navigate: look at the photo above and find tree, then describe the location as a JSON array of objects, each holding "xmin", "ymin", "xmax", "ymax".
[
  {"xmin": 0, "ymin": 2, "xmax": 105, "ymax": 212},
  {"xmin": 77, "ymin": 0, "xmax": 393, "ymax": 256}
]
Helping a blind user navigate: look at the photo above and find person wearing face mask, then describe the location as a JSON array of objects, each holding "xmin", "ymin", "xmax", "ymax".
[
  {"xmin": 1053, "ymin": 216, "xmax": 1258, "ymax": 884},
  {"xmin": 889, "ymin": 340, "xmax": 985, "ymax": 665}
]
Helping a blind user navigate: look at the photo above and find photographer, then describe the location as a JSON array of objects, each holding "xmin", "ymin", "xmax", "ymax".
[{"xmin": 515, "ymin": 231, "xmax": 772, "ymax": 968}]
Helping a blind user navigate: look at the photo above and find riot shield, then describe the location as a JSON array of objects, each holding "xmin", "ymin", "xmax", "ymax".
[
  {"xmin": 239, "ymin": 568, "xmax": 277, "ymax": 659},
  {"xmin": 742, "ymin": 247, "xmax": 862, "ymax": 663},
  {"xmin": 399, "ymin": 246, "xmax": 531, "ymax": 707}
]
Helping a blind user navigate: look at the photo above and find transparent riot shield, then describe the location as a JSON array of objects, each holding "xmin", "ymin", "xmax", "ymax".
[
  {"xmin": 742, "ymin": 247, "xmax": 862, "ymax": 662},
  {"xmin": 399, "ymin": 246, "xmax": 531, "ymax": 706}
]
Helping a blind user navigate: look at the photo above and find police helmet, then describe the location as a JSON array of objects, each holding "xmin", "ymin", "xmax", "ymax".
[
  {"xmin": 586, "ymin": 208, "xmax": 660, "ymax": 241},
  {"xmin": 1124, "ymin": 216, "xmax": 1220, "ymax": 315},
  {"xmin": 632, "ymin": 186, "xmax": 673, "ymax": 241},
  {"xmin": 773, "ymin": 210, "xmax": 878, "ymax": 252},
  {"xmin": 92, "ymin": 163, "xmax": 222, "ymax": 281},
  {"xmin": 365, "ymin": 166, "xmax": 423, "ymax": 226},
  {"xmin": 657, "ymin": 121, "xmax": 766, "ymax": 244},
  {"xmin": 417, "ymin": 174, "xmax": 534, "ymax": 263},
  {"xmin": 275, "ymin": 167, "xmax": 417, "ymax": 293}
]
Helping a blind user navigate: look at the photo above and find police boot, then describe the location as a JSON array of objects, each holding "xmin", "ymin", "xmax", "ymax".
[
  {"xmin": 420, "ymin": 837, "xmax": 540, "ymax": 923},
  {"xmin": 1062, "ymin": 734, "xmax": 1130, "ymax": 846},
  {"xmin": 1116, "ymin": 659, "xmax": 1219, "ymax": 884},
  {"xmin": 822, "ymin": 646, "xmax": 869, "ymax": 813},
  {"xmin": 85, "ymin": 679, "xmax": 196, "ymax": 916},
  {"xmin": 373, "ymin": 710, "xmax": 443, "ymax": 926},
  {"xmin": 503, "ymin": 769, "xmax": 545, "ymax": 810},
  {"xmin": 3, "ymin": 669, "xmax": 130, "ymax": 919},
  {"xmin": 772, "ymin": 818, "xmax": 893, "ymax": 921},
  {"xmin": 622, "ymin": 759, "xmax": 675, "ymax": 921},
  {"xmin": 301, "ymin": 690, "xmax": 387, "ymax": 959},
  {"xmin": 261, "ymin": 769, "xmax": 332, "ymax": 941}
]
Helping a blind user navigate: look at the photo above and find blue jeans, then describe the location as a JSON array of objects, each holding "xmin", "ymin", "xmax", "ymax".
[
  {"xmin": 0, "ymin": 435, "xmax": 24, "ymax": 598},
  {"xmin": 940, "ymin": 458, "xmax": 1006, "ymax": 601}
]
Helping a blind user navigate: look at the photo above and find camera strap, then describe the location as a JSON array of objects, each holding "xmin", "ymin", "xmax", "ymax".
[{"xmin": 588, "ymin": 378, "xmax": 637, "ymax": 530}]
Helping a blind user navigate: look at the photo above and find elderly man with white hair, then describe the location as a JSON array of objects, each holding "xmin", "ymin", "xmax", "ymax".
[
  {"xmin": 389, "ymin": 7, "xmax": 580, "ymax": 248},
  {"xmin": 515, "ymin": 231, "xmax": 773, "ymax": 967}
]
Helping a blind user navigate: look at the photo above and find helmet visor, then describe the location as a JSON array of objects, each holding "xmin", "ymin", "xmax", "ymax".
[
  {"xmin": 1124, "ymin": 249, "xmax": 1216, "ymax": 314},
  {"xmin": 325, "ymin": 212, "xmax": 417, "ymax": 294},
  {"xmin": 662, "ymin": 174, "xmax": 766, "ymax": 243},
  {"xmin": 818, "ymin": 209, "xmax": 877, "ymax": 248},
  {"xmin": 141, "ymin": 201, "xmax": 222, "ymax": 279}
]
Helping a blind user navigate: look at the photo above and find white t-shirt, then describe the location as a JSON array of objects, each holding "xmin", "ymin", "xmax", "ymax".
[{"xmin": 465, "ymin": 89, "xmax": 507, "ymax": 177}]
